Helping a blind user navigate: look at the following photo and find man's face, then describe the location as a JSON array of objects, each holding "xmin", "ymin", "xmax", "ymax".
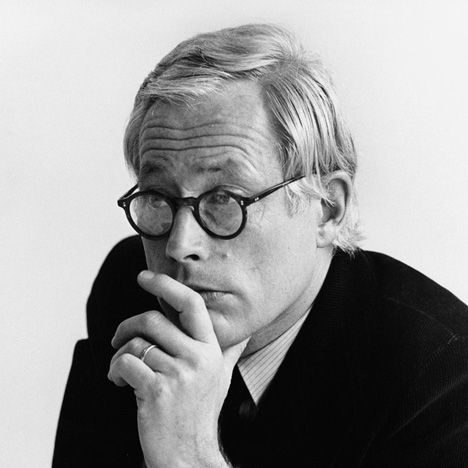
[{"xmin": 138, "ymin": 80, "xmax": 329, "ymax": 353}]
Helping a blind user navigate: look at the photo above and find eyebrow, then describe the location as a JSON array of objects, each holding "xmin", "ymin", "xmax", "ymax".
[
  {"xmin": 139, "ymin": 156, "xmax": 170, "ymax": 178},
  {"xmin": 139, "ymin": 156, "xmax": 260, "ymax": 182}
]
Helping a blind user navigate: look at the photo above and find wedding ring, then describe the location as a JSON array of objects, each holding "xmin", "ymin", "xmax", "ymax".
[{"xmin": 139, "ymin": 344, "xmax": 156, "ymax": 364}]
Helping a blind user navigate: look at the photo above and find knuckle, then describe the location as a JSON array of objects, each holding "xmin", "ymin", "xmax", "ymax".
[
  {"xmin": 110, "ymin": 353, "xmax": 130, "ymax": 378},
  {"xmin": 189, "ymin": 347, "xmax": 214, "ymax": 372},
  {"xmin": 142, "ymin": 310, "xmax": 163, "ymax": 330},
  {"xmin": 174, "ymin": 365, "xmax": 193, "ymax": 385},
  {"xmin": 192, "ymin": 356, "xmax": 208, "ymax": 374},
  {"xmin": 117, "ymin": 352, "xmax": 134, "ymax": 369},
  {"xmin": 126, "ymin": 337, "xmax": 145, "ymax": 356}
]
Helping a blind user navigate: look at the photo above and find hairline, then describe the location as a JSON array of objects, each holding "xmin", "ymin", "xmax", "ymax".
[{"xmin": 123, "ymin": 24, "xmax": 361, "ymax": 251}]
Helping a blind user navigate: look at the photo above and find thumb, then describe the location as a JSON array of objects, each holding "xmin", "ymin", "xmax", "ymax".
[{"xmin": 222, "ymin": 337, "xmax": 251, "ymax": 371}]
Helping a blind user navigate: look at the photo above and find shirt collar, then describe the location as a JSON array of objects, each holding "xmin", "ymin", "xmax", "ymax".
[{"xmin": 237, "ymin": 308, "xmax": 311, "ymax": 405}]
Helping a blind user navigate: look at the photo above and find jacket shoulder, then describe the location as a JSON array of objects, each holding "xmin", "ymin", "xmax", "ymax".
[
  {"xmin": 346, "ymin": 251, "xmax": 468, "ymax": 465},
  {"xmin": 86, "ymin": 236, "xmax": 155, "ymax": 346},
  {"xmin": 97, "ymin": 235, "xmax": 146, "ymax": 278},
  {"xmin": 361, "ymin": 250, "xmax": 468, "ymax": 338}
]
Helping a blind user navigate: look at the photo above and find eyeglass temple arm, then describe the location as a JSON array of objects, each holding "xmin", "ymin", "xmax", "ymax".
[{"xmin": 243, "ymin": 175, "xmax": 305, "ymax": 206}]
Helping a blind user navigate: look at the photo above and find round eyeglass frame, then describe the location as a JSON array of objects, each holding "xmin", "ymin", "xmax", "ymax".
[{"xmin": 117, "ymin": 174, "xmax": 305, "ymax": 240}]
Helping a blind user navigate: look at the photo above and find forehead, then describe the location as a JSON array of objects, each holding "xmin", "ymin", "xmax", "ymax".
[{"xmin": 138, "ymin": 80, "xmax": 281, "ymax": 184}]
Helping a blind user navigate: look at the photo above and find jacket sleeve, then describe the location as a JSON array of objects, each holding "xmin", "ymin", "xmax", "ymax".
[
  {"xmin": 52, "ymin": 339, "xmax": 102, "ymax": 466},
  {"xmin": 52, "ymin": 237, "xmax": 151, "ymax": 467}
]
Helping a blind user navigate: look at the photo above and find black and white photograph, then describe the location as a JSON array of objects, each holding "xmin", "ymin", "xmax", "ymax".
[{"xmin": 2, "ymin": 1, "xmax": 468, "ymax": 466}]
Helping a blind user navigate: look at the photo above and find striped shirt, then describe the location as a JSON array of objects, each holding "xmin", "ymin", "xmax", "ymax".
[{"xmin": 237, "ymin": 309, "xmax": 310, "ymax": 405}]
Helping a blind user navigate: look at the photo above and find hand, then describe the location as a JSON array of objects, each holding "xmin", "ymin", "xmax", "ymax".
[{"xmin": 107, "ymin": 270, "xmax": 249, "ymax": 468}]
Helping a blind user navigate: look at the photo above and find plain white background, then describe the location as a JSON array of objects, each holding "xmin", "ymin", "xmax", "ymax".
[{"xmin": 2, "ymin": 1, "xmax": 467, "ymax": 466}]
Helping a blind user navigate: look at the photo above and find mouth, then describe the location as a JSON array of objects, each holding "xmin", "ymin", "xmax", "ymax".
[{"xmin": 190, "ymin": 288, "xmax": 229, "ymax": 303}]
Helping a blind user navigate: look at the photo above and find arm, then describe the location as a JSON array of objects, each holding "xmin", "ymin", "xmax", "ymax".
[
  {"xmin": 53, "ymin": 237, "xmax": 151, "ymax": 467},
  {"xmin": 52, "ymin": 340, "xmax": 100, "ymax": 466}
]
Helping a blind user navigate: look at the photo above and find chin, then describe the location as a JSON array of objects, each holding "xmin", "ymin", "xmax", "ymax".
[
  {"xmin": 209, "ymin": 308, "xmax": 254, "ymax": 351},
  {"xmin": 207, "ymin": 309, "xmax": 237, "ymax": 345}
]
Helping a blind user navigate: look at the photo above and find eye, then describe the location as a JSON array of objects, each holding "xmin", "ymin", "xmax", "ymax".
[
  {"xmin": 208, "ymin": 191, "xmax": 232, "ymax": 205},
  {"xmin": 147, "ymin": 195, "xmax": 168, "ymax": 208}
]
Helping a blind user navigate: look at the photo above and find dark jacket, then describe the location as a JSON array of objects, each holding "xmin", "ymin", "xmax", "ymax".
[{"xmin": 53, "ymin": 236, "xmax": 468, "ymax": 467}]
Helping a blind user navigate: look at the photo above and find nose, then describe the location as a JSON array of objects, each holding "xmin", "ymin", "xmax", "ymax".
[{"xmin": 165, "ymin": 206, "xmax": 209, "ymax": 263}]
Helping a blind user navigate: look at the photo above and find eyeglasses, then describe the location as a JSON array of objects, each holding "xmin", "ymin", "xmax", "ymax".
[{"xmin": 117, "ymin": 175, "xmax": 305, "ymax": 240}]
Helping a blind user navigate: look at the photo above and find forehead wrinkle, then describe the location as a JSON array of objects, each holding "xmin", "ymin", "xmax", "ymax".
[
  {"xmin": 140, "ymin": 141, "xmax": 252, "ymax": 161},
  {"xmin": 139, "ymin": 119, "xmax": 273, "ymax": 154},
  {"xmin": 138, "ymin": 126, "xmax": 272, "ymax": 175},
  {"xmin": 138, "ymin": 101, "xmax": 280, "ymax": 183},
  {"xmin": 139, "ymin": 153, "xmax": 263, "ymax": 183},
  {"xmin": 140, "ymin": 118, "xmax": 272, "ymax": 140},
  {"xmin": 139, "ymin": 130, "xmax": 262, "ymax": 151}
]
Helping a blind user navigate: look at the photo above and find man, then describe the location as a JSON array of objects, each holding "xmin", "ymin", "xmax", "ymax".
[{"xmin": 53, "ymin": 24, "xmax": 468, "ymax": 467}]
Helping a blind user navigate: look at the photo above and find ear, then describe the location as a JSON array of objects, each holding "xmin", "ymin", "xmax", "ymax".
[{"xmin": 316, "ymin": 171, "xmax": 352, "ymax": 248}]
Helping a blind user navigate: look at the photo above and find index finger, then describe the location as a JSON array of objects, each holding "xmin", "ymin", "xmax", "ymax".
[{"xmin": 138, "ymin": 271, "xmax": 218, "ymax": 344}]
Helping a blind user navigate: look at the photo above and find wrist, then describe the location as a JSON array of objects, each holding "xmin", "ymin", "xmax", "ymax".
[{"xmin": 145, "ymin": 446, "xmax": 230, "ymax": 468}]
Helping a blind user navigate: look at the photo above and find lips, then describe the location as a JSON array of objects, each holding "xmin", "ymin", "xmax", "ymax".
[
  {"xmin": 185, "ymin": 285, "xmax": 229, "ymax": 303},
  {"xmin": 197, "ymin": 290, "xmax": 227, "ymax": 300},
  {"xmin": 185, "ymin": 283, "xmax": 226, "ymax": 293}
]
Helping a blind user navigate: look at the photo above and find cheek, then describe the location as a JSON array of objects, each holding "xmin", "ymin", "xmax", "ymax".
[
  {"xmin": 229, "ymin": 234, "xmax": 283, "ymax": 301},
  {"xmin": 240, "ymin": 211, "xmax": 318, "ymax": 291}
]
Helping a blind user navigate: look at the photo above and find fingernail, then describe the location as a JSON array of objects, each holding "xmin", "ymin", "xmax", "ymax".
[{"xmin": 138, "ymin": 270, "xmax": 155, "ymax": 281}]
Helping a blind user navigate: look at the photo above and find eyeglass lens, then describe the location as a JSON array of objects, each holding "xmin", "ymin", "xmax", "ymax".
[{"xmin": 129, "ymin": 190, "xmax": 244, "ymax": 237}]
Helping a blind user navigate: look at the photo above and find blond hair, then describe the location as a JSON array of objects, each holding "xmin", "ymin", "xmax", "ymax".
[{"xmin": 124, "ymin": 24, "xmax": 361, "ymax": 251}]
